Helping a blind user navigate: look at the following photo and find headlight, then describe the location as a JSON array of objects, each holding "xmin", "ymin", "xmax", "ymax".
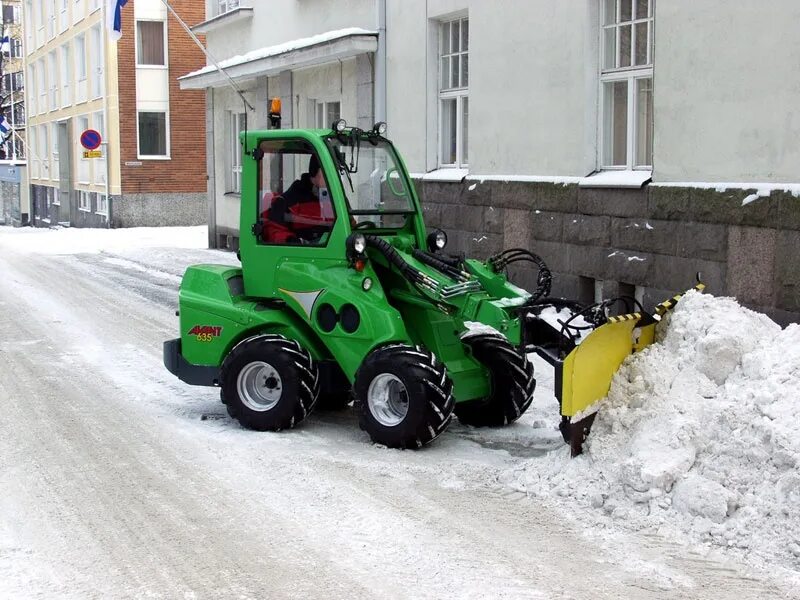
[
  {"xmin": 427, "ymin": 229, "xmax": 447, "ymax": 251},
  {"xmin": 333, "ymin": 119, "xmax": 347, "ymax": 133},
  {"xmin": 373, "ymin": 121, "xmax": 387, "ymax": 135},
  {"xmin": 347, "ymin": 232, "xmax": 367, "ymax": 258}
]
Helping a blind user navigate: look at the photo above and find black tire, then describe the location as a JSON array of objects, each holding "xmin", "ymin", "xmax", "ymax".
[
  {"xmin": 220, "ymin": 333, "xmax": 319, "ymax": 431},
  {"xmin": 455, "ymin": 333, "xmax": 535, "ymax": 427},
  {"xmin": 354, "ymin": 344, "xmax": 454, "ymax": 449}
]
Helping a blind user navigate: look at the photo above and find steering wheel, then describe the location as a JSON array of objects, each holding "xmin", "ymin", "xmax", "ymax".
[{"xmin": 354, "ymin": 220, "xmax": 377, "ymax": 229}]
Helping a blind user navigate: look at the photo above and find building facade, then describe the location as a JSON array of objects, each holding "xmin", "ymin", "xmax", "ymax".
[
  {"xmin": 189, "ymin": 0, "xmax": 800, "ymax": 324},
  {"xmin": 0, "ymin": 0, "xmax": 28, "ymax": 226},
  {"xmin": 23, "ymin": 0, "xmax": 207, "ymax": 228},
  {"xmin": 179, "ymin": 0, "xmax": 378, "ymax": 248}
]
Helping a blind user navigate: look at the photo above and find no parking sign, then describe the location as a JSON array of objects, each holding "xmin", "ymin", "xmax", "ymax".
[{"xmin": 80, "ymin": 129, "xmax": 102, "ymax": 150}]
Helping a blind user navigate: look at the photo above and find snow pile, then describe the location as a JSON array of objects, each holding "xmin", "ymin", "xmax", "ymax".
[{"xmin": 506, "ymin": 291, "xmax": 800, "ymax": 570}]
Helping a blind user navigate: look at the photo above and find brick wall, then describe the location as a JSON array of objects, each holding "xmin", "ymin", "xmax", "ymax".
[
  {"xmin": 117, "ymin": 0, "xmax": 207, "ymax": 195},
  {"xmin": 417, "ymin": 180, "xmax": 800, "ymax": 326}
]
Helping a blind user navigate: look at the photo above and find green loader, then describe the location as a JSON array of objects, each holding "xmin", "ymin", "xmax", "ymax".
[{"xmin": 164, "ymin": 121, "xmax": 700, "ymax": 453}]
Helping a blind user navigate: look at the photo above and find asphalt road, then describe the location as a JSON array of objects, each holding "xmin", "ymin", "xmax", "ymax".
[{"xmin": 0, "ymin": 232, "xmax": 792, "ymax": 599}]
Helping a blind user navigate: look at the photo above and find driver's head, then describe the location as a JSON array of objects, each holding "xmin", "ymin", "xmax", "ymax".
[{"xmin": 308, "ymin": 154, "xmax": 325, "ymax": 188}]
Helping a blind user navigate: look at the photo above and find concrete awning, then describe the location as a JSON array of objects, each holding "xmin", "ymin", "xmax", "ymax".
[{"xmin": 179, "ymin": 28, "xmax": 378, "ymax": 90}]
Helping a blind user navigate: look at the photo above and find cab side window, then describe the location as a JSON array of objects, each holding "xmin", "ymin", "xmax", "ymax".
[{"xmin": 257, "ymin": 140, "xmax": 336, "ymax": 246}]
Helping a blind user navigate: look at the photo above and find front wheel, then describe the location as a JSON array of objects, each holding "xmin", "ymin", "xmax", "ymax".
[
  {"xmin": 354, "ymin": 344, "xmax": 454, "ymax": 449},
  {"xmin": 220, "ymin": 334, "xmax": 319, "ymax": 431},
  {"xmin": 455, "ymin": 333, "xmax": 535, "ymax": 427}
]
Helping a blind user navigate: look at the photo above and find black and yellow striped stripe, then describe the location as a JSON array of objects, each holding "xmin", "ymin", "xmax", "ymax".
[
  {"xmin": 655, "ymin": 283, "xmax": 706, "ymax": 316},
  {"xmin": 607, "ymin": 312, "xmax": 641, "ymax": 323}
]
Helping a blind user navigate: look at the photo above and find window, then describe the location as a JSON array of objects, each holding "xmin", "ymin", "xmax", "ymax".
[
  {"xmin": 136, "ymin": 21, "xmax": 166, "ymax": 66},
  {"xmin": 48, "ymin": 50, "xmax": 58, "ymax": 110},
  {"xmin": 39, "ymin": 124, "xmax": 49, "ymax": 177},
  {"xmin": 256, "ymin": 139, "xmax": 336, "ymax": 246},
  {"xmin": 51, "ymin": 123, "xmax": 59, "ymax": 181},
  {"xmin": 138, "ymin": 111, "xmax": 168, "ymax": 157},
  {"xmin": 314, "ymin": 101, "xmax": 340, "ymax": 129},
  {"xmin": 75, "ymin": 34, "xmax": 86, "ymax": 81},
  {"xmin": 229, "ymin": 112, "xmax": 245, "ymax": 192},
  {"xmin": 61, "ymin": 43, "xmax": 71, "ymax": 106},
  {"xmin": 53, "ymin": 188, "xmax": 60, "ymax": 205},
  {"xmin": 47, "ymin": 0, "xmax": 55, "ymax": 39},
  {"xmin": 2, "ymin": 4, "xmax": 21, "ymax": 24},
  {"xmin": 600, "ymin": 0, "xmax": 653, "ymax": 169},
  {"xmin": 90, "ymin": 25, "xmax": 102, "ymax": 98},
  {"xmin": 13, "ymin": 100, "xmax": 25, "ymax": 124},
  {"xmin": 29, "ymin": 127, "xmax": 38, "ymax": 176},
  {"xmin": 439, "ymin": 17, "xmax": 468, "ymax": 168},
  {"xmin": 75, "ymin": 33, "xmax": 87, "ymax": 102},
  {"xmin": 59, "ymin": 0, "xmax": 68, "ymax": 33},
  {"xmin": 217, "ymin": 0, "xmax": 239, "ymax": 16},
  {"xmin": 96, "ymin": 193, "xmax": 108, "ymax": 215},
  {"xmin": 37, "ymin": 58, "xmax": 46, "ymax": 111},
  {"xmin": 28, "ymin": 63, "xmax": 36, "ymax": 114},
  {"xmin": 11, "ymin": 39, "xmax": 22, "ymax": 58},
  {"xmin": 78, "ymin": 190, "xmax": 91, "ymax": 211},
  {"xmin": 25, "ymin": 1, "xmax": 33, "ymax": 51}
]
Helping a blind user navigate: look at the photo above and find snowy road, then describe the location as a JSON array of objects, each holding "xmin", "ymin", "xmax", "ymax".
[{"xmin": 0, "ymin": 227, "xmax": 794, "ymax": 599}]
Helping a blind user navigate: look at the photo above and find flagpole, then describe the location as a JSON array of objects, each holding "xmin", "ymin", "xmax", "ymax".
[{"xmin": 158, "ymin": 0, "xmax": 254, "ymax": 112}]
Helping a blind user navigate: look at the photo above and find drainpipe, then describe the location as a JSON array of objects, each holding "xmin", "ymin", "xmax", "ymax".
[{"xmin": 375, "ymin": 0, "xmax": 387, "ymax": 123}]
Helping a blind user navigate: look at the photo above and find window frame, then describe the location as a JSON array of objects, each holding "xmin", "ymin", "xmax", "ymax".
[
  {"xmin": 255, "ymin": 138, "xmax": 338, "ymax": 249},
  {"xmin": 598, "ymin": 0, "xmax": 654, "ymax": 171},
  {"xmin": 314, "ymin": 99, "xmax": 341, "ymax": 130},
  {"xmin": 137, "ymin": 110, "xmax": 171, "ymax": 159},
  {"xmin": 438, "ymin": 16, "xmax": 469, "ymax": 169},
  {"xmin": 217, "ymin": 0, "xmax": 240, "ymax": 17},
  {"xmin": 78, "ymin": 189, "xmax": 91, "ymax": 211},
  {"xmin": 135, "ymin": 19, "xmax": 168, "ymax": 68}
]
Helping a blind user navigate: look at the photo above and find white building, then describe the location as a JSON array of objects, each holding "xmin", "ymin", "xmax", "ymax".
[{"xmin": 186, "ymin": 0, "xmax": 800, "ymax": 323}]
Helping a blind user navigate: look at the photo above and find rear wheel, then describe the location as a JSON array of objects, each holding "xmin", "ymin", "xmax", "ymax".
[
  {"xmin": 455, "ymin": 334, "xmax": 535, "ymax": 427},
  {"xmin": 354, "ymin": 344, "xmax": 454, "ymax": 449},
  {"xmin": 220, "ymin": 334, "xmax": 319, "ymax": 431}
]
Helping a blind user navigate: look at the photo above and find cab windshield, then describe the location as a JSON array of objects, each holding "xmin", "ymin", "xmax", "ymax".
[{"xmin": 325, "ymin": 136, "xmax": 415, "ymax": 227}]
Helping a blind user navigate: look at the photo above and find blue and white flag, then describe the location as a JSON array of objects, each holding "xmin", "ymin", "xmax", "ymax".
[
  {"xmin": 0, "ymin": 115, "xmax": 11, "ymax": 135},
  {"xmin": 0, "ymin": 36, "xmax": 10, "ymax": 54},
  {"xmin": 107, "ymin": 0, "xmax": 130, "ymax": 41}
]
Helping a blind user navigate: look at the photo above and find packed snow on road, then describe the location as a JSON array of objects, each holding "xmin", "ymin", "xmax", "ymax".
[{"xmin": 1, "ymin": 225, "xmax": 797, "ymax": 599}]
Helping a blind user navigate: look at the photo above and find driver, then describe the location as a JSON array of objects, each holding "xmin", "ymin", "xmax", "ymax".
[{"xmin": 264, "ymin": 154, "xmax": 335, "ymax": 244}]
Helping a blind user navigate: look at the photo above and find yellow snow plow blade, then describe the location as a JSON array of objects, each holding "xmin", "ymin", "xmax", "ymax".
[
  {"xmin": 559, "ymin": 282, "xmax": 704, "ymax": 455},
  {"xmin": 561, "ymin": 314, "xmax": 644, "ymax": 419}
]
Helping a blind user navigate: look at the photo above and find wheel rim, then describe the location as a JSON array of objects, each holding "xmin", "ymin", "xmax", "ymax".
[
  {"xmin": 237, "ymin": 361, "xmax": 283, "ymax": 412},
  {"xmin": 367, "ymin": 373, "xmax": 409, "ymax": 427}
]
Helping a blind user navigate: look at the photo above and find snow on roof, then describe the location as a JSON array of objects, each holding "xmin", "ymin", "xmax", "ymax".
[{"xmin": 180, "ymin": 28, "xmax": 378, "ymax": 80}]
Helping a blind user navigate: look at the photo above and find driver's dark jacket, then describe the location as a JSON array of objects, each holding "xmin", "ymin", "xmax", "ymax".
[{"xmin": 263, "ymin": 173, "xmax": 334, "ymax": 243}]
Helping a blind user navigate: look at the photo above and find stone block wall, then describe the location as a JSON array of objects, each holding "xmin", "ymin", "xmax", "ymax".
[{"xmin": 416, "ymin": 179, "xmax": 800, "ymax": 326}]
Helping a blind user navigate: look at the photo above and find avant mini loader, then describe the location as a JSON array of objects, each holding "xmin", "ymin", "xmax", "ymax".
[{"xmin": 164, "ymin": 121, "xmax": 699, "ymax": 453}]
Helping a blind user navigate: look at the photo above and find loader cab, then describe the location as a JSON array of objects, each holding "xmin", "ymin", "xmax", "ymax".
[{"xmin": 239, "ymin": 125, "xmax": 427, "ymax": 299}]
